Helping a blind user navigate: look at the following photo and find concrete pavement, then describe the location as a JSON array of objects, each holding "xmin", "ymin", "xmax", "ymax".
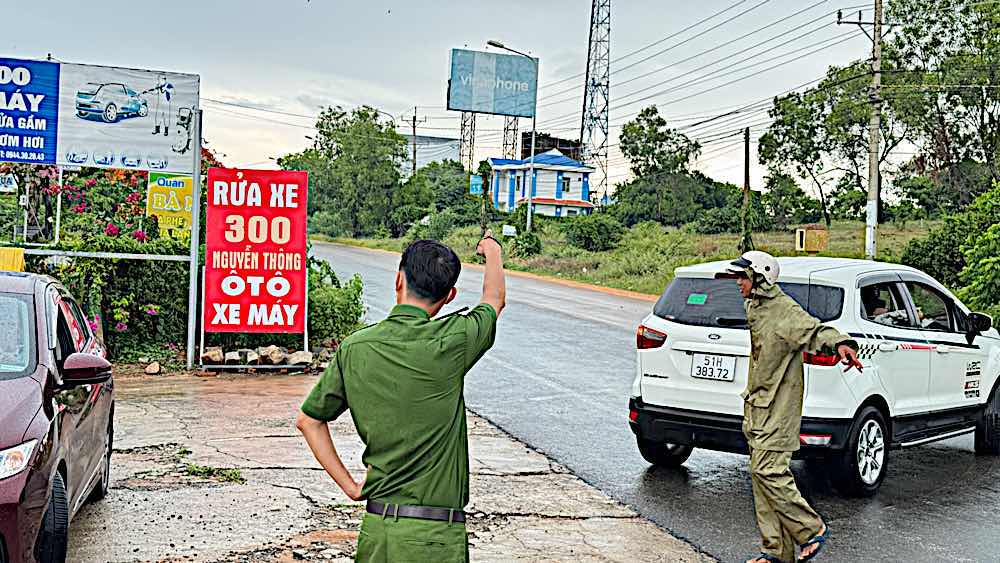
[{"xmin": 68, "ymin": 373, "xmax": 709, "ymax": 562}]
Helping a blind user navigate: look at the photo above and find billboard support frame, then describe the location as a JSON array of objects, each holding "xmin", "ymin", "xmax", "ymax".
[{"xmin": 184, "ymin": 110, "xmax": 203, "ymax": 369}]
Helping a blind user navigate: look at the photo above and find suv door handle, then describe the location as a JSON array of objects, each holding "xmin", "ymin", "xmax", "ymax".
[
  {"xmin": 935, "ymin": 345, "xmax": 951, "ymax": 354},
  {"xmin": 877, "ymin": 342, "xmax": 898, "ymax": 352}
]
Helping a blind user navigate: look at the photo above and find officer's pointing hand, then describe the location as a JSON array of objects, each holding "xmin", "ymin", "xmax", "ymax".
[
  {"xmin": 477, "ymin": 230, "xmax": 501, "ymax": 258},
  {"xmin": 838, "ymin": 344, "xmax": 863, "ymax": 374}
]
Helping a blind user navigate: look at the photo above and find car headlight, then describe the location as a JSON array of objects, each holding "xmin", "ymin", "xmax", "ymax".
[{"xmin": 0, "ymin": 440, "xmax": 37, "ymax": 480}]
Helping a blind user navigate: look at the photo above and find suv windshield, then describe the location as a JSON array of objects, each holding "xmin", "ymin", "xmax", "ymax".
[
  {"xmin": 653, "ymin": 277, "xmax": 844, "ymax": 328},
  {"xmin": 0, "ymin": 293, "xmax": 34, "ymax": 380}
]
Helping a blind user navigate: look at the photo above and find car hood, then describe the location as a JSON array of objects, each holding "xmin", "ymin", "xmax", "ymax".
[{"xmin": 0, "ymin": 376, "xmax": 42, "ymax": 447}]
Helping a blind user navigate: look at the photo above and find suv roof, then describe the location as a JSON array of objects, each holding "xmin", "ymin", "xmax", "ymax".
[
  {"xmin": 674, "ymin": 257, "xmax": 924, "ymax": 285},
  {"xmin": 0, "ymin": 271, "xmax": 55, "ymax": 294}
]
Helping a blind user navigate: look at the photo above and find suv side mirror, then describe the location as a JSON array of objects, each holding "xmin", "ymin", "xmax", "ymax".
[
  {"xmin": 966, "ymin": 312, "xmax": 993, "ymax": 344},
  {"xmin": 970, "ymin": 312, "xmax": 993, "ymax": 333},
  {"xmin": 62, "ymin": 353, "xmax": 112, "ymax": 386}
]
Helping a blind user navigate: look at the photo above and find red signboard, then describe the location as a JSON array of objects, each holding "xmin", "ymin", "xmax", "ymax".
[{"xmin": 204, "ymin": 168, "xmax": 308, "ymax": 333}]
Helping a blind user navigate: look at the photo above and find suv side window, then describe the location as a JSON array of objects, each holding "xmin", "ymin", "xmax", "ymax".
[
  {"xmin": 905, "ymin": 282, "xmax": 953, "ymax": 332},
  {"xmin": 860, "ymin": 282, "xmax": 913, "ymax": 328}
]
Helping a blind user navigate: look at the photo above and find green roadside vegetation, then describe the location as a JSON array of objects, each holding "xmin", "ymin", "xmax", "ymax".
[{"xmin": 326, "ymin": 219, "xmax": 938, "ymax": 297}]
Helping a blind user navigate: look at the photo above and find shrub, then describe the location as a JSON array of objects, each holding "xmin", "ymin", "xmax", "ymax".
[
  {"xmin": 305, "ymin": 258, "xmax": 365, "ymax": 347},
  {"xmin": 562, "ymin": 213, "xmax": 626, "ymax": 251},
  {"xmin": 901, "ymin": 181, "xmax": 1000, "ymax": 289},
  {"xmin": 427, "ymin": 209, "xmax": 459, "ymax": 241},
  {"xmin": 27, "ymin": 236, "xmax": 190, "ymax": 361},
  {"xmin": 510, "ymin": 231, "xmax": 542, "ymax": 258},
  {"xmin": 958, "ymin": 223, "xmax": 1000, "ymax": 318}
]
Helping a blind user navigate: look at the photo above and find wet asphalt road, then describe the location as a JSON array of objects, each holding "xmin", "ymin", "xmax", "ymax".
[{"xmin": 314, "ymin": 242, "xmax": 1000, "ymax": 563}]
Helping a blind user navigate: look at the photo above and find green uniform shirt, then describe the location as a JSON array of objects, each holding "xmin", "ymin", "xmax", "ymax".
[
  {"xmin": 741, "ymin": 282, "xmax": 856, "ymax": 452},
  {"xmin": 301, "ymin": 303, "xmax": 498, "ymax": 510}
]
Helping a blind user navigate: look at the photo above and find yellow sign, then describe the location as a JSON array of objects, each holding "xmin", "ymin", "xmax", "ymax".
[{"xmin": 146, "ymin": 173, "xmax": 193, "ymax": 236}]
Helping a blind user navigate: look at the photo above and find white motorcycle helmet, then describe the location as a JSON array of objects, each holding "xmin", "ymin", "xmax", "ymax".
[{"xmin": 726, "ymin": 250, "xmax": 780, "ymax": 285}]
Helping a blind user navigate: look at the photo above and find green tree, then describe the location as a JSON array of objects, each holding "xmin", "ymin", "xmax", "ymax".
[
  {"xmin": 886, "ymin": 0, "xmax": 1000, "ymax": 195},
  {"xmin": 619, "ymin": 106, "xmax": 701, "ymax": 177},
  {"xmin": 761, "ymin": 173, "xmax": 821, "ymax": 229},
  {"xmin": 280, "ymin": 106, "xmax": 407, "ymax": 237}
]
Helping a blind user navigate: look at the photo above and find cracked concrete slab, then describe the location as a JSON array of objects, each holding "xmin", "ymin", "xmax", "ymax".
[{"xmin": 68, "ymin": 373, "xmax": 711, "ymax": 562}]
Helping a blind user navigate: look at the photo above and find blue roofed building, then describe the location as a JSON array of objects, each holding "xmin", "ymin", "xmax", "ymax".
[{"xmin": 488, "ymin": 149, "xmax": 595, "ymax": 218}]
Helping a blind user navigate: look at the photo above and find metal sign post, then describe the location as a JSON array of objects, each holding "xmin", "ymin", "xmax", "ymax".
[{"xmin": 185, "ymin": 110, "xmax": 203, "ymax": 369}]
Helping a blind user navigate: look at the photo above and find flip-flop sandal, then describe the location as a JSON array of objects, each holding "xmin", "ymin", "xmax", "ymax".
[
  {"xmin": 747, "ymin": 553, "xmax": 785, "ymax": 563},
  {"xmin": 798, "ymin": 524, "xmax": 830, "ymax": 562}
]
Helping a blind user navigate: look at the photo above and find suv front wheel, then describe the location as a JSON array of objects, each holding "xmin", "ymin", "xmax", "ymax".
[
  {"xmin": 832, "ymin": 406, "xmax": 888, "ymax": 497},
  {"xmin": 637, "ymin": 438, "xmax": 694, "ymax": 467},
  {"xmin": 975, "ymin": 388, "xmax": 1000, "ymax": 455}
]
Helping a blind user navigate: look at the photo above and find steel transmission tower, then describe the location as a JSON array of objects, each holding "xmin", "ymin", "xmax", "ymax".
[
  {"xmin": 580, "ymin": 0, "xmax": 610, "ymax": 203},
  {"xmin": 459, "ymin": 111, "xmax": 477, "ymax": 171},
  {"xmin": 502, "ymin": 116, "xmax": 519, "ymax": 159}
]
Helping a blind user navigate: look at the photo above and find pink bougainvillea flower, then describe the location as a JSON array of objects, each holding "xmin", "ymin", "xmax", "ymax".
[
  {"xmin": 104, "ymin": 223, "xmax": 120, "ymax": 236},
  {"xmin": 132, "ymin": 229, "xmax": 148, "ymax": 242},
  {"xmin": 114, "ymin": 322, "xmax": 128, "ymax": 332},
  {"xmin": 85, "ymin": 178, "xmax": 97, "ymax": 188},
  {"xmin": 144, "ymin": 304, "xmax": 160, "ymax": 315},
  {"xmin": 71, "ymin": 202, "xmax": 87, "ymax": 214},
  {"xmin": 126, "ymin": 191, "xmax": 141, "ymax": 204}
]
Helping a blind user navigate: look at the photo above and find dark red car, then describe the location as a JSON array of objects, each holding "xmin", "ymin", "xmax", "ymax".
[{"xmin": 0, "ymin": 272, "xmax": 114, "ymax": 563}]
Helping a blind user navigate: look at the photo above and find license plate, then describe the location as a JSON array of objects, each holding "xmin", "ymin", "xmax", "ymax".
[{"xmin": 691, "ymin": 353, "xmax": 736, "ymax": 382}]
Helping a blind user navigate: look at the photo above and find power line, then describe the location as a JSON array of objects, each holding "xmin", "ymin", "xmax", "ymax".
[{"xmin": 539, "ymin": 0, "xmax": 760, "ymax": 91}]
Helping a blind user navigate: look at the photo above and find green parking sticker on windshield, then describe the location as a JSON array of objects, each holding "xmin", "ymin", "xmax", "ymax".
[{"xmin": 687, "ymin": 293, "xmax": 708, "ymax": 305}]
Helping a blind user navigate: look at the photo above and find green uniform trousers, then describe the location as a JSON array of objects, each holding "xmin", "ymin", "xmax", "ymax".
[
  {"xmin": 749, "ymin": 448, "xmax": 823, "ymax": 563},
  {"xmin": 356, "ymin": 512, "xmax": 469, "ymax": 563}
]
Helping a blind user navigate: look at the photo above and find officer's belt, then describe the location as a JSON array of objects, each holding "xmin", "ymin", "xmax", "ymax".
[{"xmin": 366, "ymin": 500, "xmax": 466, "ymax": 523}]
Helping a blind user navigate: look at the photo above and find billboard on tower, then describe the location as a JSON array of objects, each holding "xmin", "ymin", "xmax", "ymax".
[{"xmin": 447, "ymin": 49, "xmax": 537, "ymax": 118}]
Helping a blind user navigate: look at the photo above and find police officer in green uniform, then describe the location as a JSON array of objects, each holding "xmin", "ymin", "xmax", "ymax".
[
  {"xmin": 724, "ymin": 251, "xmax": 862, "ymax": 563},
  {"xmin": 296, "ymin": 232, "xmax": 505, "ymax": 563}
]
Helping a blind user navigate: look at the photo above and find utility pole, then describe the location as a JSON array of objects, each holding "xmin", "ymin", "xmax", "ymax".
[
  {"xmin": 740, "ymin": 126, "xmax": 754, "ymax": 252},
  {"xmin": 408, "ymin": 106, "xmax": 426, "ymax": 178},
  {"xmin": 865, "ymin": 0, "xmax": 883, "ymax": 261},
  {"xmin": 839, "ymin": 1, "xmax": 883, "ymax": 260}
]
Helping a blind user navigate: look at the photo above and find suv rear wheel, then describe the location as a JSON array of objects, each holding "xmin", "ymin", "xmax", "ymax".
[
  {"xmin": 832, "ymin": 406, "xmax": 888, "ymax": 497},
  {"xmin": 975, "ymin": 388, "xmax": 1000, "ymax": 455},
  {"xmin": 637, "ymin": 438, "xmax": 694, "ymax": 467}
]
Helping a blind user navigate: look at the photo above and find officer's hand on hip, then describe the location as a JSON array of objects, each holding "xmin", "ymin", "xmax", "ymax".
[{"xmin": 838, "ymin": 344, "xmax": 863, "ymax": 374}]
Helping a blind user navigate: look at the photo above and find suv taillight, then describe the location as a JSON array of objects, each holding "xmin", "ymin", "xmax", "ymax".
[
  {"xmin": 637, "ymin": 325, "xmax": 667, "ymax": 349},
  {"xmin": 803, "ymin": 352, "xmax": 840, "ymax": 367}
]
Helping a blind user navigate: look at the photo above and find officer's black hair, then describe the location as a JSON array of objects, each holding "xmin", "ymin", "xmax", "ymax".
[{"xmin": 399, "ymin": 240, "xmax": 462, "ymax": 303}]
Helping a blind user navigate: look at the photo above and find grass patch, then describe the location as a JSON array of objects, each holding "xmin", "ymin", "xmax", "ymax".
[
  {"xmin": 325, "ymin": 219, "xmax": 939, "ymax": 297},
  {"xmin": 184, "ymin": 463, "xmax": 246, "ymax": 484}
]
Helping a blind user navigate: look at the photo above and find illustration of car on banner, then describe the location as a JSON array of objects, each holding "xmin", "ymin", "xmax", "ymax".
[
  {"xmin": 75, "ymin": 82, "xmax": 149, "ymax": 123},
  {"xmin": 93, "ymin": 148, "xmax": 115, "ymax": 166},
  {"xmin": 121, "ymin": 151, "xmax": 143, "ymax": 168},
  {"xmin": 64, "ymin": 146, "xmax": 89, "ymax": 165}
]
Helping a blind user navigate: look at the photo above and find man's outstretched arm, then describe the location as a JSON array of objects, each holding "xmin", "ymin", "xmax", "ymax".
[
  {"xmin": 477, "ymin": 230, "xmax": 506, "ymax": 315},
  {"xmin": 295, "ymin": 411, "xmax": 366, "ymax": 500}
]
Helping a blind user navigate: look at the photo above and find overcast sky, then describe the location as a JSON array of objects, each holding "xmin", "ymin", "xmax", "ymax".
[{"xmin": 6, "ymin": 0, "xmax": 873, "ymax": 193}]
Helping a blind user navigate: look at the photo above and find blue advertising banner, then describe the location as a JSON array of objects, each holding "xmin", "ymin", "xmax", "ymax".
[
  {"xmin": 0, "ymin": 58, "xmax": 60, "ymax": 165},
  {"xmin": 447, "ymin": 49, "xmax": 537, "ymax": 118},
  {"xmin": 0, "ymin": 56, "xmax": 199, "ymax": 173},
  {"xmin": 469, "ymin": 174, "xmax": 483, "ymax": 195}
]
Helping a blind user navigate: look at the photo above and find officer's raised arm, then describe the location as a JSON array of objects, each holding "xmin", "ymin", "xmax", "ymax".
[{"xmin": 476, "ymin": 229, "xmax": 506, "ymax": 316}]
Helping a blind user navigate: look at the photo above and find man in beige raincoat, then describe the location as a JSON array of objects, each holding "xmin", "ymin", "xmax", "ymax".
[{"xmin": 724, "ymin": 251, "xmax": 862, "ymax": 563}]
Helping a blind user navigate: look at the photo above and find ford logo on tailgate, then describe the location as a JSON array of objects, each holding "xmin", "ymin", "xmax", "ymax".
[{"xmin": 708, "ymin": 333, "xmax": 721, "ymax": 340}]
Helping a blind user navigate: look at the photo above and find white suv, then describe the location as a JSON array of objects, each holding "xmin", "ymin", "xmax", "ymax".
[{"xmin": 628, "ymin": 257, "xmax": 1000, "ymax": 496}]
